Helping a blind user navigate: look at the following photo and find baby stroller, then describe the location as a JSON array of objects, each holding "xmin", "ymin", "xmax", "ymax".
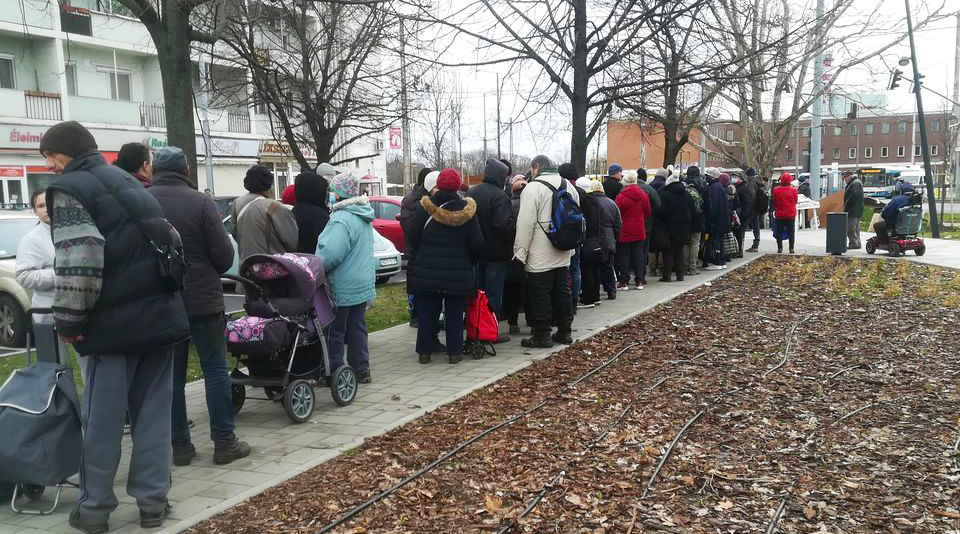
[
  {"xmin": 866, "ymin": 197, "xmax": 926, "ymax": 257},
  {"xmin": 224, "ymin": 253, "xmax": 358, "ymax": 424}
]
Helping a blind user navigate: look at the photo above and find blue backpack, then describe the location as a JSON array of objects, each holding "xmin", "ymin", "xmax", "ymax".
[{"xmin": 534, "ymin": 177, "xmax": 584, "ymax": 250}]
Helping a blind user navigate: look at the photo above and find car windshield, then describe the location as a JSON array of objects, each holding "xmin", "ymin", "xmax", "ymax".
[
  {"xmin": 0, "ymin": 218, "xmax": 40, "ymax": 259},
  {"xmin": 376, "ymin": 201, "xmax": 401, "ymax": 221}
]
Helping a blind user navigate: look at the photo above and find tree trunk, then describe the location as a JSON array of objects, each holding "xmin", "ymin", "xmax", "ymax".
[{"xmin": 569, "ymin": 0, "xmax": 589, "ymax": 174}]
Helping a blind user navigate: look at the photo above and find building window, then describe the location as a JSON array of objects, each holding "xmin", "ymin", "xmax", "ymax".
[
  {"xmin": 833, "ymin": 126, "xmax": 841, "ymax": 136},
  {"xmin": 848, "ymin": 147, "xmax": 857, "ymax": 159},
  {"xmin": 848, "ymin": 123, "xmax": 858, "ymax": 136},
  {"xmin": 0, "ymin": 56, "xmax": 15, "ymax": 89},
  {"xmin": 864, "ymin": 147, "xmax": 873, "ymax": 158},
  {"xmin": 881, "ymin": 122, "xmax": 890, "ymax": 134},
  {"xmin": 932, "ymin": 119, "xmax": 941, "ymax": 132},
  {"xmin": 802, "ymin": 127, "xmax": 810, "ymax": 137},
  {"xmin": 787, "ymin": 149, "xmax": 794, "ymax": 161},
  {"xmin": 725, "ymin": 130, "xmax": 734, "ymax": 141},
  {"xmin": 914, "ymin": 145, "xmax": 921, "ymax": 157},
  {"xmin": 897, "ymin": 146, "xmax": 905, "ymax": 157},
  {"xmin": 865, "ymin": 123, "xmax": 874, "ymax": 135},
  {"xmin": 898, "ymin": 121, "xmax": 907, "ymax": 133},
  {"xmin": 880, "ymin": 146, "xmax": 889, "ymax": 158},
  {"xmin": 931, "ymin": 145, "xmax": 939, "ymax": 156},
  {"xmin": 832, "ymin": 148, "xmax": 840, "ymax": 159},
  {"xmin": 65, "ymin": 63, "xmax": 77, "ymax": 96},
  {"xmin": 99, "ymin": 68, "xmax": 131, "ymax": 101}
]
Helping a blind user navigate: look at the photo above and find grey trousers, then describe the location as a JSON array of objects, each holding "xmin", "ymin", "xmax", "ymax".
[
  {"xmin": 847, "ymin": 217, "xmax": 861, "ymax": 249},
  {"xmin": 76, "ymin": 349, "xmax": 173, "ymax": 522},
  {"xmin": 684, "ymin": 232, "xmax": 702, "ymax": 274}
]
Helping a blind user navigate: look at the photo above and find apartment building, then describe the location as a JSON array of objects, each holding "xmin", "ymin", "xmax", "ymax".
[{"xmin": 0, "ymin": 0, "xmax": 386, "ymax": 203}]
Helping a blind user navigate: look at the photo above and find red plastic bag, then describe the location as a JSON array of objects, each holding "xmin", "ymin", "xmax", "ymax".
[{"xmin": 466, "ymin": 290, "xmax": 498, "ymax": 342}]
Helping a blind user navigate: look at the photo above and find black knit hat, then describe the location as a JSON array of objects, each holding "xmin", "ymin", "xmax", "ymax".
[
  {"xmin": 557, "ymin": 163, "xmax": 578, "ymax": 181},
  {"xmin": 244, "ymin": 165, "xmax": 274, "ymax": 193},
  {"xmin": 39, "ymin": 121, "xmax": 97, "ymax": 157}
]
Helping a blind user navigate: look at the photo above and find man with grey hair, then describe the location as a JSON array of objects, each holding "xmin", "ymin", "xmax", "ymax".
[
  {"xmin": 148, "ymin": 147, "xmax": 251, "ymax": 468},
  {"xmin": 514, "ymin": 155, "xmax": 579, "ymax": 348}
]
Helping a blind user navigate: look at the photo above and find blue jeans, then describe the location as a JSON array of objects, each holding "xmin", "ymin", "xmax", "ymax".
[
  {"xmin": 172, "ymin": 313, "xmax": 235, "ymax": 444},
  {"xmin": 407, "ymin": 294, "xmax": 417, "ymax": 320},
  {"xmin": 327, "ymin": 303, "xmax": 369, "ymax": 372},
  {"xmin": 570, "ymin": 247, "xmax": 582, "ymax": 302},
  {"xmin": 477, "ymin": 261, "xmax": 508, "ymax": 317}
]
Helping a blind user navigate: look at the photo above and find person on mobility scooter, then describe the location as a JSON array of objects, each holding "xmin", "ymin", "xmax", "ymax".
[{"xmin": 866, "ymin": 182, "xmax": 926, "ymax": 257}]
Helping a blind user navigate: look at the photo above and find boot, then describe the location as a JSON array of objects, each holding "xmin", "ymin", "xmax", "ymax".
[
  {"xmin": 140, "ymin": 502, "xmax": 172, "ymax": 529},
  {"xmin": 448, "ymin": 353, "xmax": 463, "ymax": 364},
  {"xmin": 509, "ymin": 324, "xmax": 521, "ymax": 335},
  {"xmin": 172, "ymin": 441, "xmax": 196, "ymax": 467},
  {"xmin": 551, "ymin": 331, "xmax": 573, "ymax": 345},
  {"xmin": 355, "ymin": 369, "xmax": 372, "ymax": 384},
  {"xmin": 213, "ymin": 438, "xmax": 252, "ymax": 465},
  {"xmin": 418, "ymin": 353, "xmax": 431, "ymax": 364},
  {"xmin": 521, "ymin": 334, "xmax": 554, "ymax": 349},
  {"xmin": 69, "ymin": 511, "xmax": 108, "ymax": 534}
]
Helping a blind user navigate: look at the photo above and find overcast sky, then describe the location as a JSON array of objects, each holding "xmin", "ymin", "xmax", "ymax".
[{"xmin": 400, "ymin": 0, "xmax": 960, "ymax": 167}]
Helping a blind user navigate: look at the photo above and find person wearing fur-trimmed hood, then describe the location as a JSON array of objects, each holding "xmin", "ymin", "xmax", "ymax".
[
  {"xmin": 407, "ymin": 168, "xmax": 484, "ymax": 365},
  {"xmin": 315, "ymin": 172, "xmax": 376, "ymax": 384}
]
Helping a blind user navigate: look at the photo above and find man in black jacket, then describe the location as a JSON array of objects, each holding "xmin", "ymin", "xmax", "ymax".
[
  {"xmin": 603, "ymin": 163, "xmax": 624, "ymax": 200},
  {"xmin": 292, "ymin": 171, "xmax": 330, "ymax": 253},
  {"xmin": 843, "ymin": 170, "xmax": 864, "ymax": 249},
  {"xmin": 399, "ymin": 168, "xmax": 431, "ymax": 327},
  {"xmin": 41, "ymin": 121, "xmax": 189, "ymax": 533},
  {"xmin": 466, "ymin": 159, "xmax": 515, "ymax": 342},
  {"xmin": 148, "ymin": 147, "xmax": 251, "ymax": 468}
]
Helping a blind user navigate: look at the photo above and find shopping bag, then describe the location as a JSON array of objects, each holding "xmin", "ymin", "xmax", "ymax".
[{"xmin": 466, "ymin": 290, "xmax": 498, "ymax": 342}]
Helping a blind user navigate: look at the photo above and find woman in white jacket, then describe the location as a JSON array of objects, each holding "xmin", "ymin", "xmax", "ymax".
[{"xmin": 15, "ymin": 189, "xmax": 84, "ymax": 383}]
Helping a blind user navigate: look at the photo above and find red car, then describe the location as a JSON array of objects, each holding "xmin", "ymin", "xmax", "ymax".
[{"xmin": 368, "ymin": 196, "xmax": 405, "ymax": 254}]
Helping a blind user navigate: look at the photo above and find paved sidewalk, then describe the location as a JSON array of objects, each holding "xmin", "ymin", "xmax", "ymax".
[{"xmin": 1, "ymin": 228, "xmax": 955, "ymax": 534}]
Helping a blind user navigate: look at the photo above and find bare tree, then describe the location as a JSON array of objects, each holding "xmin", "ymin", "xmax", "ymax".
[{"xmin": 413, "ymin": 71, "xmax": 458, "ymax": 169}]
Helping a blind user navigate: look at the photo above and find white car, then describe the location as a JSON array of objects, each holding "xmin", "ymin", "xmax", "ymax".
[
  {"xmin": 0, "ymin": 212, "xmax": 42, "ymax": 347},
  {"xmin": 373, "ymin": 231, "xmax": 401, "ymax": 285}
]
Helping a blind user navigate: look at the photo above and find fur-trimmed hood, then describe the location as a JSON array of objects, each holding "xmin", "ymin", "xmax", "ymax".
[
  {"xmin": 330, "ymin": 194, "xmax": 374, "ymax": 222},
  {"xmin": 421, "ymin": 195, "xmax": 476, "ymax": 227}
]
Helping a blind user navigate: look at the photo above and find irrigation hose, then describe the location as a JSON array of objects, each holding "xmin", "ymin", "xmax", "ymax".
[
  {"xmin": 764, "ymin": 498, "xmax": 788, "ymax": 534},
  {"xmin": 315, "ymin": 342, "xmax": 642, "ymax": 533}
]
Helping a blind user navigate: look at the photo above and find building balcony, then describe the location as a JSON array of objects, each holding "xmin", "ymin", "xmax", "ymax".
[
  {"xmin": 228, "ymin": 111, "xmax": 250, "ymax": 134},
  {"xmin": 0, "ymin": 89, "xmax": 62, "ymax": 121},
  {"xmin": 69, "ymin": 95, "xmax": 141, "ymax": 127},
  {"xmin": 141, "ymin": 103, "xmax": 166, "ymax": 128}
]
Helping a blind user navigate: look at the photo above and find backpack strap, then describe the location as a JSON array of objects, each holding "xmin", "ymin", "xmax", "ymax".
[
  {"xmin": 423, "ymin": 200, "xmax": 458, "ymax": 230},
  {"xmin": 531, "ymin": 177, "xmax": 565, "ymax": 236}
]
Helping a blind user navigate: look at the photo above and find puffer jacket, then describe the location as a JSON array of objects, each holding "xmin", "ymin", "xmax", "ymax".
[
  {"xmin": 292, "ymin": 173, "xmax": 330, "ymax": 254},
  {"xmin": 314, "ymin": 196, "xmax": 376, "ymax": 307},
  {"xmin": 577, "ymin": 185, "xmax": 603, "ymax": 260},
  {"xmin": 772, "ymin": 174, "xmax": 798, "ymax": 220},
  {"xmin": 594, "ymin": 193, "xmax": 622, "ymax": 253},
  {"xmin": 615, "ymin": 185, "xmax": 651, "ymax": 243},
  {"xmin": 657, "ymin": 181, "xmax": 694, "ymax": 246},
  {"xmin": 407, "ymin": 192, "xmax": 483, "ymax": 297},
  {"xmin": 465, "ymin": 159, "xmax": 515, "ymax": 262},
  {"xmin": 706, "ymin": 180, "xmax": 731, "ymax": 233}
]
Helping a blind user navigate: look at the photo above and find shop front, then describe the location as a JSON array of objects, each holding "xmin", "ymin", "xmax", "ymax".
[{"xmin": 259, "ymin": 140, "xmax": 318, "ymax": 198}]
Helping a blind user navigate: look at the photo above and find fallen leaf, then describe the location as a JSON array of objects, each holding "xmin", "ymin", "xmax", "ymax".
[
  {"xmin": 804, "ymin": 506, "xmax": 817, "ymax": 520},
  {"xmin": 484, "ymin": 495, "xmax": 502, "ymax": 513},
  {"xmin": 565, "ymin": 494, "xmax": 584, "ymax": 507},
  {"xmin": 680, "ymin": 476, "xmax": 696, "ymax": 487},
  {"xmin": 714, "ymin": 499, "xmax": 734, "ymax": 512}
]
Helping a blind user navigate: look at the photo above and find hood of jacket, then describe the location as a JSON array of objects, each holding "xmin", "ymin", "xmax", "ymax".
[
  {"xmin": 619, "ymin": 184, "xmax": 645, "ymax": 201},
  {"xmin": 483, "ymin": 158, "xmax": 509, "ymax": 188},
  {"xmin": 150, "ymin": 170, "xmax": 193, "ymax": 188},
  {"xmin": 421, "ymin": 195, "xmax": 476, "ymax": 227},
  {"xmin": 779, "ymin": 174, "xmax": 793, "ymax": 187},
  {"xmin": 295, "ymin": 172, "xmax": 329, "ymax": 207},
  {"xmin": 330, "ymin": 195, "xmax": 374, "ymax": 222},
  {"xmin": 664, "ymin": 181, "xmax": 687, "ymax": 195}
]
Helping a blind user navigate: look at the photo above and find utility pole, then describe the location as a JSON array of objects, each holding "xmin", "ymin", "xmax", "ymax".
[
  {"xmin": 509, "ymin": 120, "xmax": 513, "ymax": 163},
  {"xmin": 483, "ymin": 93, "xmax": 488, "ymax": 158},
  {"xmin": 809, "ymin": 0, "xmax": 825, "ymax": 200},
  {"xmin": 953, "ymin": 12, "xmax": 960, "ymax": 216},
  {"xmin": 496, "ymin": 73, "xmax": 502, "ymax": 159},
  {"xmin": 399, "ymin": 20, "xmax": 412, "ymax": 191},
  {"xmin": 199, "ymin": 55, "xmax": 214, "ymax": 194},
  {"xmin": 905, "ymin": 0, "xmax": 941, "ymax": 237}
]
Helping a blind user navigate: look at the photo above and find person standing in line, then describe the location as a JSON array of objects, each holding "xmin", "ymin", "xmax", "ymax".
[
  {"xmin": 16, "ymin": 188, "xmax": 78, "ymax": 380},
  {"xmin": 148, "ymin": 147, "xmax": 251, "ymax": 467},
  {"xmin": 408, "ymin": 169, "xmax": 483, "ymax": 364},
  {"xmin": 842, "ymin": 170, "xmax": 864, "ymax": 249},
  {"xmin": 514, "ymin": 155, "xmax": 578, "ymax": 348},
  {"xmin": 682, "ymin": 166, "xmax": 708, "ymax": 275},
  {"xmin": 656, "ymin": 172, "xmax": 694, "ymax": 281},
  {"xmin": 399, "ymin": 168, "xmax": 432, "ymax": 328},
  {"xmin": 738, "ymin": 167, "xmax": 762, "ymax": 253},
  {"xmin": 771, "ymin": 172, "xmax": 798, "ymax": 254},
  {"xmin": 292, "ymin": 171, "xmax": 330, "ymax": 254},
  {"xmin": 603, "ymin": 163, "xmax": 624, "ymax": 200},
  {"xmin": 114, "ymin": 142, "xmax": 153, "ymax": 189},
  {"xmin": 635, "ymin": 169, "xmax": 660, "ymax": 282},
  {"xmin": 614, "ymin": 171, "xmax": 651, "ymax": 290},
  {"xmin": 315, "ymin": 173, "xmax": 376, "ymax": 383},
  {"xmin": 502, "ymin": 176, "xmax": 528, "ymax": 335},
  {"xmin": 229, "ymin": 165, "xmax": 298, "ymax": 260},
  {"xmin": 704, "ymin": 172, "xmax": 731, "ymax": 270},
  {"xmin": 560, "ymin": 165, "xmax": 587, "ymax": 310},
  {"xmin": 573, "ymin": 175, "xmax": 603, "ymax": 307},
  {"xmin": 466, "ymin": 158, "xmax": 515, "ymax": 339},
  {"xmin": 40, "ymin": 121, "xmax": 189, "ymax": 533},
  {"xmin": 591, "ymin": 180, "xmax": 621, "ymax": 300}
]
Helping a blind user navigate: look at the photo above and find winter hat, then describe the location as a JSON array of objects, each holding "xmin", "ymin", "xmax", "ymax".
[
  {"xmin": 153, "ymin": 146, "xmax": 188, "ymax": 174},
  {"xmin": 558, "ymin": 163, "xmax": 579, "ymax": 181},
  {"xmin": 666, "ymin": 174, "xmax": 680, "ymax": 186},
  {"xmin": 281, "ymin": 184, "xmax": 297, "ymax": 205},
  {"xmin": 590, "ymin": 180, "xmax": 604, "ymax": 194},
  {"xmin": 705, "ymin": 167, "xmax": 721, "ymax": 179},
  {"xmin": 423, "ymin": 171, "xmax": 441, "ymax": 192},
  {"xmin": 608, "ymin": 163, "xmax": 623, "ymax": 176},
  {"xmin": 575, "ymin": 177, "xmax": 593, "ymax": 190},
  {"xmin": 719, "ymin": 173, "xmax": 731, "ymax": 186},
  {"xmin": 745, "ymin": 167, "xmax": 757, "ymax": 177},
  {"xmin": 686, "ymin": 165, "xmax": 701, "ymax": 179},
  {"xmin": 655, "ymin": 168, "xmax": 669, "ymax": 180},
  {"xmin": 512, "ymin": 178, "xmax": 527, "ymax": 193},
  {"xmin": 623, "ymin": 171, "xmax": 638, "ymax": 185},
  {"xmin": 316, "ymin": 162, "xmax": 336, "ymax": 178},
  {"xmin": 779, "ymin": 172, "xmax": 793, "ymax": 186},
  {"xmin": 39, "ymin": 120, "xmax": 98, "ymax": 157},
  {"xmin": 436, "ymin": 168, "xmax": 462, "ymax": 191},
  {"xmin": 244, "ymin": 165, "xmax": 274, "ymax": 193},
  {"xmin": 638, "ymin": 168, "xmax": 648, "ymax": 183},
  {"xmin": 330, "ymin": 172, "xmax": 360, "ymax": 199}
]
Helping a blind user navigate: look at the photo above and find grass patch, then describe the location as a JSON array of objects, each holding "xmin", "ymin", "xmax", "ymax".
[{"xmin": 0, "ymin": 282, "xmax": 410, "ymax": 391}]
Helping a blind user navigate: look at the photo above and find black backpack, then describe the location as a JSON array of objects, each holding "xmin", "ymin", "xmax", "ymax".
[
  {"xmin": 754, "ymin": 184, "xmax": 770, "ymax": 216},
  {"xmin": 533, "ymin": 177, "xmax": 584, "ymax": 250}
]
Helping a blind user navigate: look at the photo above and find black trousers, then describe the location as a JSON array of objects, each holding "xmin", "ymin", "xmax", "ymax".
[
  {"xmin": 660, "ymin": 244, "xmax": 685, "ymax": 281},
  {"xmin": 873, "ymin": 220, "xmax": 889, "ymax": 245},
  {"xmin": 775, "ymin": 219, "xmax": 795, "ymax": 251},
  {"xmin": 580, "ymin": 256, "xmax": 602, "ymax": 305},
  {"xmin": 616, "ymin": 241, "xmax": 645, "ymax": 284},
  {"xmin": 526, "ymin": 267, "xmax": 573, "ymax": 337},
  {"xmin": 502, "ymin": 279, "xmax": 526, "ymax": 326}
]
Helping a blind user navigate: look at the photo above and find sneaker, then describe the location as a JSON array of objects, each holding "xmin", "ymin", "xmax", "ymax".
[
  {"xmin": 616, "ymin": 283, "xmax": 629, "ymax": 291},
  {"xmin": 356, "ymin": 369, "xmax": 372, "ymax": 384},
  {"xmin": 789, "ymin": 249, "xmax": 795, "ymax": 254},
  {"xmin": 418, "ymin": 353, "xmax": 431, "ymax": 364},
  {"xmin": 172, "ymin": 441, "xmax": 196, "ymax": 467},
  {"xmin": 607, "ymin": 291, "xmax": 617, "ymax": 300},
  {"xmin": 494, "ymin": 334, "xmax": 511, "ymax": 344},
  {"xmin": 720, "ymin": 265, "xmax": 728, "ymax": 269},
  {"xmin": 509, "ymin": 325, "xmax": 521, "ymax": 335},
  {"xmin": 746, "ymin": 245, "xmax": 759, "ymax": 252},
  {"xmin": 704, "ymin": 265, "xmax": 724, "ymax": 271},
  {"xmin": 634, "ymin": 283, "xmax": 643, "ymax": 290},
  {"xmin": 577, "ymin": 302, "xmax": 595, "ymax": 309},
  {"xmin": 521, "ymin": 336, "xmax": 554, "ymax": 349},
  {"xmin": 551, "ymin": 332, "xmax": 573, "ymax": 345},
  {"xmin": 140, "ymin": 502, "xmax": 172, "ymax": 529},
  {"xmin": 432, "ymin": 340, "xmax": 447, "ymax": 354},
  {"xmin": 448, "ymin": 353, "xmax": 463, "ymax": 364},
  {"xmin": 213, "ymin": 438, "xmax": 252, "ymax": 465},
  {"xmin": 69, "ymin": 511, "xmax": 108, "ymax": 534}
]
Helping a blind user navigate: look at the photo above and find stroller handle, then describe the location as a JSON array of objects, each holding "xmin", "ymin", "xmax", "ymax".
[{"xmin": 222, "ymin": 274, "xmax": 263, "ymax": 298}]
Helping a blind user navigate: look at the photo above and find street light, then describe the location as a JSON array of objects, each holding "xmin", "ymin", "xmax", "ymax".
[{"xmin": 898, "ymin": 56, "xmax": 911, "ymax": 67}]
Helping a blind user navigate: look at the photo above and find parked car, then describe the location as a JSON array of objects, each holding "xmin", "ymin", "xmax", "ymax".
[
  {"xmin": 0, "ymin": 212, "xmax": 42, "ymax": 346},
  {"xmin": 368, "ymin": 196, "xmax": 405, "ymax": 254},
  {"xmin": 373, "ymin": 231, "xmax": 401, "ymax": 285}
]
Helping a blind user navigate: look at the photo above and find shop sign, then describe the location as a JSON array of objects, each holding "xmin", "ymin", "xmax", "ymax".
[
  {"xmin": 0, "ymin": 165, "xmax": 24, "ymax": 177},
  {"xmin": 260, "ymin": 140, "xmax": 317, "ymax": 160},
  {"xmin": 389, "ymin": 127, "xmax": 402, "ymax": 150},
  {"xmin": 196, "ymin": 136, "xmax": 261, "ymax": 158},
  {"xmin": 145, "ymin": 137, "xmax": 168, "ymax": 150}
]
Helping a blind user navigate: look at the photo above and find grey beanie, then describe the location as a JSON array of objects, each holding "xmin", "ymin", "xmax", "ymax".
[
  {"xmin": 153, "ymin": 146, "xmax": 189, "ymax": 174},
  {"xmin": 316, "ymin": 162, "xmax": 336, "ymax": 178}
]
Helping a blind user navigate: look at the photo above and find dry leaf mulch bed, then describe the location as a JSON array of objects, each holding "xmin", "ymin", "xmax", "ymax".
[{"xmin": 190, "ymin": 255, "xmax": 960, "ymax": 534}]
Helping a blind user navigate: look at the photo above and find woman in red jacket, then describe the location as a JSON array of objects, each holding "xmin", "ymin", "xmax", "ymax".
[
  {"xmin": 771, "ymin": 172, "xmax": 798, "ymax": 253},
  {"xmin": 614, "ymin": 174, "xmax": 651, "ymax": 289}
]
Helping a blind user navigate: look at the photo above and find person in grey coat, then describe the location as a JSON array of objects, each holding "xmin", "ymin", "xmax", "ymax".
[
  {"xmin": 591, "ymin": 180, "xmax": 622, "ymax": 299},
  {"xmin": 148, "ymin": 147, "xmax": 251, "ymax": 467},
  {"xmin": 843, "ymin": 170, "xmax": 864, "ymax": 249},
  {"xmin": 229, "ymin": 165, "xmax": 298, "ymax": 260}
]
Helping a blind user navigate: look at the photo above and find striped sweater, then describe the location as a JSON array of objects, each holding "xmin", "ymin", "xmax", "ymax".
[{"xmin": 50, "ymin": 191, "xmax": 104, "ymax": 338}]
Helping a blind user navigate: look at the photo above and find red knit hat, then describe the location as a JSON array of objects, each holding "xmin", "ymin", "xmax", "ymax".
[{"xmin": 437, "ymin": 168, "xmax": 462, "ymax": 191}]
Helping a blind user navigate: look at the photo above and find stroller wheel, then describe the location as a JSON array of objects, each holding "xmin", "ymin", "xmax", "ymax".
[
  {"xmin": 330, "ymin": 365, "xmax": 358, "ymax": 407},
  {"xmin": 283, "ymin": 379, "xmax": 316, "ymax": 423},
  {"xmin": 231, "ymin": 384, "xmax": 246, "ymax": 414},
  {"xmin": 21, "ymin": 484, "xmax": 44, "ymax": 501}
]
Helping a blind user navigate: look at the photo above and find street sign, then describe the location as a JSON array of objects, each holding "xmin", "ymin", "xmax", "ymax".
[{"xmin": 389, "ymin": 127, "xmax": 402, "ymax": 150}]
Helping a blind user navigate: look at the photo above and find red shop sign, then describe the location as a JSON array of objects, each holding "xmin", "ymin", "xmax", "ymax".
[{"xmin": 0, "ymin": 165, "xmax": 24, "ymax": 177}]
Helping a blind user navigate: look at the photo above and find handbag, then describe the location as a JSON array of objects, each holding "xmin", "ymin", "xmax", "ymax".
[{"xmin": 723, "ymin": 232, "xmax": 738, "ymax": 255}]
